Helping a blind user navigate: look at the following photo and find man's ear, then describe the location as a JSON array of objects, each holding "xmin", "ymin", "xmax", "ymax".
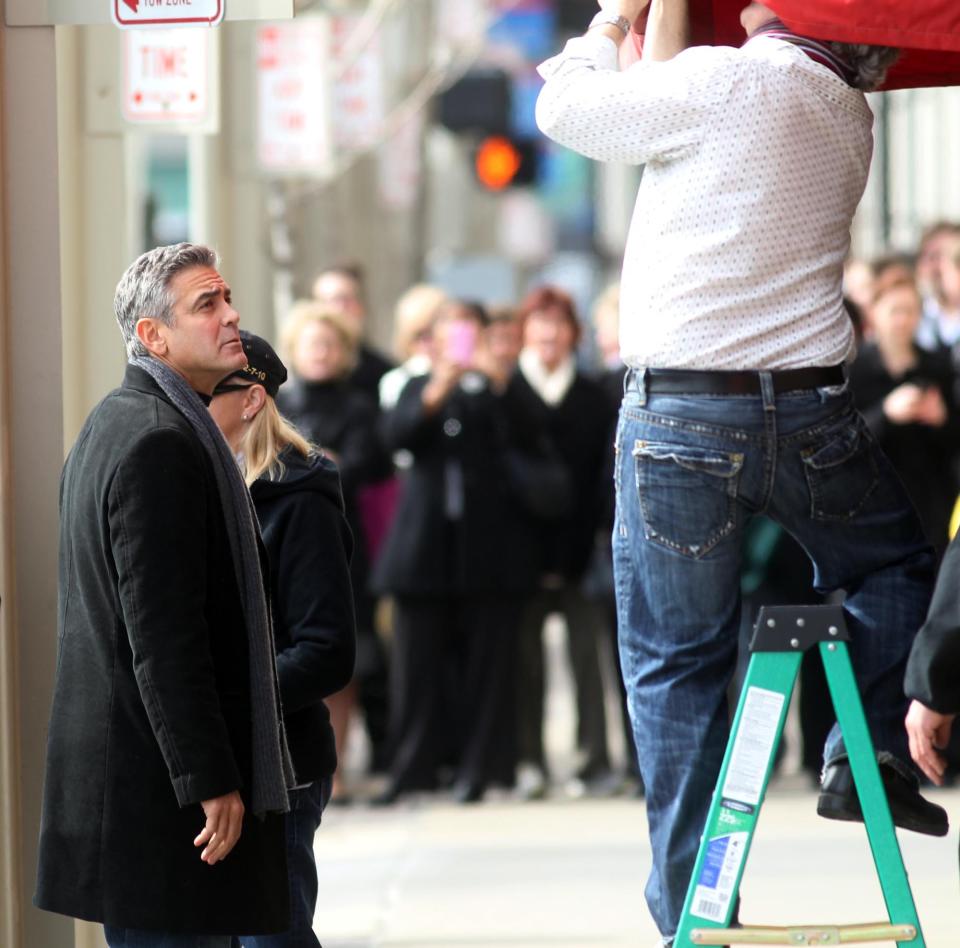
[{"xmin": 136, "ymin": 317, "xmax": 168, "ymax": 357}]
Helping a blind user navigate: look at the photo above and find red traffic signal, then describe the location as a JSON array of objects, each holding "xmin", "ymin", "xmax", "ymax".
[{"xmin": 474, "ymin": 135, "xmax": 538, "ymax": 191}]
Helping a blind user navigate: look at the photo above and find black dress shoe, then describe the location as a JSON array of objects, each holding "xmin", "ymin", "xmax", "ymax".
[
  {"xmin": 450, "ymin": 780, "xmax": 486, "ymax": 804},
  {"xmin": 817, "ymin": 751, "xmax": 949, "ymax": 837},
  {"xmin": 369, "ymin": 783, "xmax": 404, "ymax": 807}
]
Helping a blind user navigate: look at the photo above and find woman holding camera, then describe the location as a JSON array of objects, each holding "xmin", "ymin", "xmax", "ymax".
[{"xmin": 373, "ymin": 300, "xmax": 538, "ymax": 804}]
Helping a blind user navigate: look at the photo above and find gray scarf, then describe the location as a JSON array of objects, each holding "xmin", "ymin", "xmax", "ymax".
[{"xmin": 132, "ymin": 356, "xmax": 293, "ymax": 816}]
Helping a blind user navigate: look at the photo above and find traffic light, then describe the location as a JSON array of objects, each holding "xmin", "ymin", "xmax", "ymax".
[
  {"xmin": 436, "ymin": 68, "xmax": 540, "ymax": 190},
  {"xmin": 438, "ymin": 69, "xmax": 511, "ymax": 135},
  {"xmin": 474, "ymin": 135, "xmax": 539, "ymax": 190}
]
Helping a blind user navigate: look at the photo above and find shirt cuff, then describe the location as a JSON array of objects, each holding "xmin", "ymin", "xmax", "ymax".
[{"xmin": 537, "ymin": 33, "xmax": 620, "ymax": 81}]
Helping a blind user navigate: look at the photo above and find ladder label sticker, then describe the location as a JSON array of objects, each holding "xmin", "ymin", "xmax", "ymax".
[
  {"xmin": 691, "ymin": 832, "xmax": 747, "ymax": 921},
  {"xmin": 721, "ymin": 686, "xmax": 785, "ymax": 806}
]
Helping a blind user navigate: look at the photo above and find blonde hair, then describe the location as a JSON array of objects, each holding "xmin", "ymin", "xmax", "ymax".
[
  {"xmin": 392, "ymin": 284, "xmax": 447, "ymax": 359},
  {"xmin": 240, "ymin": 398, "xmax": 315, "ymax": 486},
  {"xmin": 280, "ymin": 300, "xmax": 359, "ymax": 377}
]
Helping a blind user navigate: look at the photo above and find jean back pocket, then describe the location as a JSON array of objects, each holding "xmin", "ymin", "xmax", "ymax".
[
  {"xmin": 632, "ymin": 440, "xmax": 743, "ymax": 558},
  {"xmin": 800, "ymin": 417, "xmax": 879, "ymax": 522}
]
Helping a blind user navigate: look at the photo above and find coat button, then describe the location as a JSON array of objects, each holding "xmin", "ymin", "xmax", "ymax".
[{"xmin": 443, "ymin": 418, "xmax": 462, "ymax": 438}]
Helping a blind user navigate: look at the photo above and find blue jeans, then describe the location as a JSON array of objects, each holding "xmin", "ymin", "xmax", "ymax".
[
  {"xmin": 105, "ymin": 931, "xmax": 230, "ymax": 948},
  {"xmin": 612, "ymin": 372, "xmax": 934, "ymax": 938},
  {"xmin": 238, "ymin": 778, "xmax": 331, "ymax": 948}
]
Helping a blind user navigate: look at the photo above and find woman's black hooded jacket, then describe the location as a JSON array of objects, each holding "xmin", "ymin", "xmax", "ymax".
[{"xmin": 251, "ymin": 447, "xmax": 357, "ymax": 784}]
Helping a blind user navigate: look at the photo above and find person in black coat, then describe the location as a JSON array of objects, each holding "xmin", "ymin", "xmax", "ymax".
[
  {"xmin": 507, "ymin": 286, "xmax": 617, "ymax": 798},
  {"xmin": 849, "ymin": 275, "xmax": 960, "ymax": 557},
  {"xmin": 277, "ymin": 302, "xmax": 392, "ymax": 798},
  {"xmin": 35, "ymin": 245, "xmax": 289, "ymax": 944},
  {"xmin": 372, "ymin": 300, "xmax": 538, "ymax": 803},
  {"xmin": 588, "ymin": 282, "xmax": 642, "ymax": 789},
  {"xmin": 312, "ymin": 263, "xmax": 394, "ymax": 401},
  {"xmin": 906, "ymin": 534, "xmax": 960, "ymax": 785},
  {"xmin": 211, "ymin": 331, "xmax": 356, "ymax": 948}
]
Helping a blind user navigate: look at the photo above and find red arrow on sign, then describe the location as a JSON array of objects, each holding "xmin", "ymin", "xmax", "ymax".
[{"xmin": 122, "ymin": 0, "xmax": 139, "ymax": 12}]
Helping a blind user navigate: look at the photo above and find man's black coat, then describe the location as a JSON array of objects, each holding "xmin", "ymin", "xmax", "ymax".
[{"xmin": 34, "ymin": 364, "xmax": 288, "ymax": 935}]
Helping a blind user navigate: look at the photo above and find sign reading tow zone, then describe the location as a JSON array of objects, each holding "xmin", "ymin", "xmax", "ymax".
[{"xmin": 112, "ymin": 0, "xmax": 224, "ymax": 29}]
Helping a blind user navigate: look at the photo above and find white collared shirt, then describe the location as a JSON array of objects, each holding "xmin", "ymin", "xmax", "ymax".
[
  {"xmin": 518, "ymin": 348, "xmax": 577, "ymax": 406},
  {"xmin": 537, "ymin": 34, "xmax": 874, "ymax": 370}
]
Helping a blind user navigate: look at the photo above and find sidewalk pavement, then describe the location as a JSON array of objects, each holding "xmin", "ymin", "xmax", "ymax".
[{"xmin": 314, "ymin": 781, "xmax": 960, "ymax": 947}]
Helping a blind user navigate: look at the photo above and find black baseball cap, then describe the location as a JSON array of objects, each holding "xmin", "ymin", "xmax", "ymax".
[{"xmin": 214, "ymin": 330, "xmax": 288, "ymax": 398}]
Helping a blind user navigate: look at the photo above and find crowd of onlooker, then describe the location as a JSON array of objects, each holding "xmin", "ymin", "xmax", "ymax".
[
  {"xmin": 270, "ymin": 263, "xmax": 636, "ymax": 806},
  {"xmin": 271, "ymin": 225, "xmax": 960, "ymax": 805},
  {"xmin": 747, "ymin": 221, "xmax": 960, "ymax": 780},
  {"xmin": 844, "ymin": 222, "xmax": 960, "ymax": 559}
]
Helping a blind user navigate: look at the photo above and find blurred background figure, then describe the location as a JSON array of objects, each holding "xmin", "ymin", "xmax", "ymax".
[
  {"xmin": 481, "ymin": 304, "xmax": 524, "ymax": 389},
  {"xmin": 379, "ymin": 283, "xmax": 447, "ymax": 412},
  {"xmin": 372, "ymin": 299, "xmax": 537, "ymax": 804},
  {"xmin": 508, "ymin": 285, "xmax": 617, "ymax": 800},
  {"xmin": 210, "ymin": 331, "xmax": 356, "ymax": 948},
  {"xmin": 313, "ymin": 263, "xmax": 395, "ymax": 401},
  {"xmin": 278, "ymin": 303, "xmax": 392, "ymax": 802},
  {"xmin": 592, "ymin": 283, "xmax": 626, "ymax": 405},
  {"xmin": 915, "ymin": 222, "xmax": 960, "ymax": 349},
  {"xmin": 849, "ymin": 274, "xmax": 960, "ymax": 558},
  {"xmin": 585, "ymin": 283, "xmax": 642, "ymax": 791},
  {"xmin": 843, "ymin": 257, "xmax": 876, "ymax": 316}
]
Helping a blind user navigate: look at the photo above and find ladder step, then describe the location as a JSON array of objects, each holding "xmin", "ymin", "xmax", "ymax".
[{"xmin": 689, "ymin": 921, "xmax": 918, "ymax": 945}]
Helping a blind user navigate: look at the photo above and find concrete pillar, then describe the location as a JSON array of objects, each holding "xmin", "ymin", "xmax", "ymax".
[{"xmin": 0, "ymin": 19, "xmax": 73, "ymax": 948}]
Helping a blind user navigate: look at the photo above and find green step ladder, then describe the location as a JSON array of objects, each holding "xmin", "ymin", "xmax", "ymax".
[{"xmin": 673, "ymin": 604, "xmax": 925, "ymax": 947}]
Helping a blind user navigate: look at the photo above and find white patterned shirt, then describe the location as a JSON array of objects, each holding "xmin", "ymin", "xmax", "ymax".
[{"xmin": 537, "ymin": 33, "xmax": 874, "ymax": 370}]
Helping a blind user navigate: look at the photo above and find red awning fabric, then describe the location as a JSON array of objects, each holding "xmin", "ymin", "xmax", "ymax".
[{"xmin": 633, "ymin": 1, "xmax": 960, "ymax": 90}]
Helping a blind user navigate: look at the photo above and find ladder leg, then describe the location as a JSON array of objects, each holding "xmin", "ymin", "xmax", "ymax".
[
  {"xmin": 820, "ymin": 640, "xmax": 925, "ymax": 948},
  {"xmin": 673, "ymin": 651, "xmax": 803, "ymax": 948}
]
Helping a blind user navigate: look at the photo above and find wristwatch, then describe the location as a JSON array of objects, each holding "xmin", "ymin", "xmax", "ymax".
[{"xmin": 588, "ymin": 10, "xmax": 632, "ymax": 37}]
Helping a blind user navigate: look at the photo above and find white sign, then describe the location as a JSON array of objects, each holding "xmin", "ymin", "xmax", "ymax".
[
  {"xmin": 257, "ymin": 20, "xmax": 333, "ymax": 175},
  {"xmin": 331, "ymin": 14, "xmax": 385, "ymax": 151},
  {"xmin": 112, "ymin": 0, "xmax": 224, "ymax": 30},
  {"xmin": 378, "ymin": 112, "xmax": 423, "ymax": 211},
  {"xmin": 123, "ymin": 28, "xmax": 211, "ymax": 123},
  {"xmin": 434, "ymin": 0, "xmax": 487, "ymax": 47}
]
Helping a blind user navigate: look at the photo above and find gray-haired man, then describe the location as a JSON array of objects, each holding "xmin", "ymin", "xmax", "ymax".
[{"xmin": 35, "ymin": 244, "xmax": 293, "ymax": 947}]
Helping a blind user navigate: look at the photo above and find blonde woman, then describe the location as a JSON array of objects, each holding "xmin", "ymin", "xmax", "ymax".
[
  {"xmin": 276, "ymin": 302, "xmax": 392, "ymax": 797},
  {"xmin": 210, "ymin": 331, "xmax": 355, "ymax": 948},
  {"xmin": 378, "ymin": 283, "xmax": 447, "ymax": 411}
]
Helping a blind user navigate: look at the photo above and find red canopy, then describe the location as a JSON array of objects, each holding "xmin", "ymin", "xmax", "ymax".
[{"xmin": 634, "ymin": 1, "xmax": 960, "ymax": 90}]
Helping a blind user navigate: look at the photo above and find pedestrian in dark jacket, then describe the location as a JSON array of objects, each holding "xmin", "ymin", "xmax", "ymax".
[
  {"xmin": 277, "ymin": 302, "xmax": 391, "ymax": 797},
  {"xmin": 849, "ymin": 275, "xmax": 960, "ymax": 558},
  {"xmin": 211, "ymin": 330, "xmax": 356, "ymax": 948},
  {"xmin": 372, "ymin": 300, "xmax": 537, "ymax": 803},
  {"xmin": 508, "ymin": 286, "xmax": 617, "ymax": 798},
  {"xmin": 35, "ymin": 244, "xmax": 292, "ymax": 947},
  {"xmin": 312, "ymin": 263, "xmax": 394, "ymax": 401}
]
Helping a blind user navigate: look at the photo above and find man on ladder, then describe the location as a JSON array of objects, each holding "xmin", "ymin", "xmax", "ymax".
[{"xmin": 537, "ymin": 1, "xmax": 947, "ymax": 945}]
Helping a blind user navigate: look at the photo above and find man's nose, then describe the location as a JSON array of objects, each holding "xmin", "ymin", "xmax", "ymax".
[{"xmin": 223, "ymin": 304, "xmax": 240, "ymax": 325}]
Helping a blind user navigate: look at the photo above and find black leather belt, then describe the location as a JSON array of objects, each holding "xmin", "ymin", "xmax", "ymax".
[{"xmin": 643, "ymin": 365, "xmax": 845, "ymax": 396}]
